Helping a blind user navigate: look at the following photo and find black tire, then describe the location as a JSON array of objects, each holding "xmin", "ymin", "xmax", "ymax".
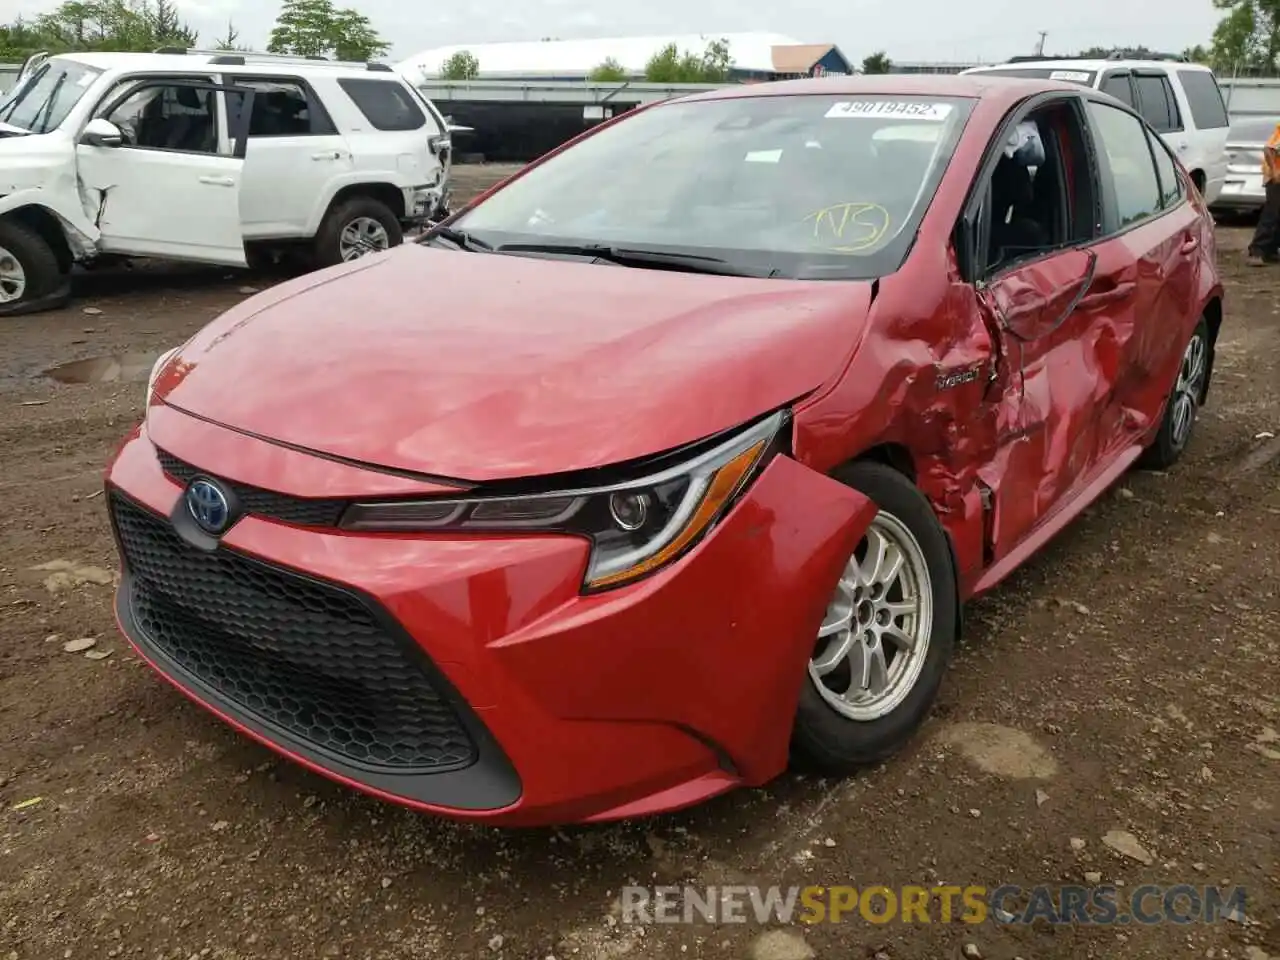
[
  {"xmin": 791, "ymin": 461, "xmax": 958, "ymax": 774},
  {"xmin": 312, "ymin": 197, "xmax": 403, "ymax": 269},
  {"xmin": 0, "ymin": 218, "xmax": 65, "ymax": 316},
  {"xmin": 1139, "ymin": 317, "xmax": 1210, "ymax": 470}
]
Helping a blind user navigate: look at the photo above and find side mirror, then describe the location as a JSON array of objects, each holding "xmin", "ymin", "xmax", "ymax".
[
  {"xmin": 428, "ymin": 133, "xmax": 452, "ymax": 157},
  {"xmin": 80, "ymin": 117, "xmax": 123, "ymax": 148}
]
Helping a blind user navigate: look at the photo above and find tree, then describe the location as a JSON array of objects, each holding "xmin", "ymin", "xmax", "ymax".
[
  {"xmin": 267, "ymin": 0, "xmax": 388, "ymax": 61},
  {"xmin": 1182, "ymin": 44, "xmax": 1212, "ymax": 63},
  {"xmin": 213, "ymin": 19, "xmax": 247, "ymax": 51},
  {"xmin": 440, "ymin": 50, "xmax": 479, "ymax": 80},
  {"xmin": 1206, "ymin": 0, "xmax": 1280, "ymax": 73},
  {"xmin": 0, "ymin": 0, "xmax": 198, "ymax": 59},
  {"xmin": 643, "ymin": 38, "xmax": 732, "ymax": 83},
  {"xmin": 861, "ymin": 51, "xmax": 892, "ymax": 74},
  {"xmin": 588, "ymin": 57, "xmax": 628, "ymax": 82}
]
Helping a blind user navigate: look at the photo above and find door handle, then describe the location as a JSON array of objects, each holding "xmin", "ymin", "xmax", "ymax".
[
  {"xmin": 1078, "ymin": 281, "xmax": 1136, "ymax": 309},
  {"xmin": 197, "ymin": 175, "xmax": 235, "ymax": 187},
  {"xmin": 1180, "ymin": 236, "xmax": 1200, "ymax": 255},
  {"xmin": 311, "ymin": 151, "xmax": 341, "ymax": 160}
]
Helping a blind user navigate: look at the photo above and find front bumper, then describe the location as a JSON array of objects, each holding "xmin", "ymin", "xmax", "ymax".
[{"xmin": 105, "ymin": 410, "xmax": 872, "ymax": 825}]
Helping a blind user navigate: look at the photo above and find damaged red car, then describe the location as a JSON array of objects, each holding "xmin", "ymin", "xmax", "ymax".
[{"xmin": 105, "ymin": 74, "xmax": 1223, "ymax": 826}]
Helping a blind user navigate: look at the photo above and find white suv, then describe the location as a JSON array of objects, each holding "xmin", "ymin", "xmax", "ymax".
[
  {"xmin": 0, "ymin": 49, "xmax": 455, "ymax": 315},
  {"xmin": 962, "ymin": 57, "xmax": 1230, "ymax": 204}
]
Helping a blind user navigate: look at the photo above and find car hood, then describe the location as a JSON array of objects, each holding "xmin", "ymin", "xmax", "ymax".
[{"xmin": 156, "ymin": 244, "xmax": 873, "ymax": 482}]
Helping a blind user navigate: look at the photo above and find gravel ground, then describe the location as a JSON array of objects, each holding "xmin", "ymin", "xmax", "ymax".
[{"xmin": 0, "ymin": 168, "xmax": 1276, "ymax": 960}]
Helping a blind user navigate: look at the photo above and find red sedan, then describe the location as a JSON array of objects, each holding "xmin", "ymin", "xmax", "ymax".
[{"xmin": 105, "ymin": 74, "xmax": 1223, "ymax": 826}]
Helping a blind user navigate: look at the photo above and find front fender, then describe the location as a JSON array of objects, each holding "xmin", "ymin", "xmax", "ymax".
[{"xmin": 0, "ymin": 187, "xmax": 100, "ymax": 258}]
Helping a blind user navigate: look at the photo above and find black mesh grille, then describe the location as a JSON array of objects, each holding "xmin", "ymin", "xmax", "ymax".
[
  {"xmin": 111, "ymin": 493, "xmax": 477, "ymax": 771},
  {"xmin": 156, "ymin": 449, "xmax": 347, "ymax": 528}
]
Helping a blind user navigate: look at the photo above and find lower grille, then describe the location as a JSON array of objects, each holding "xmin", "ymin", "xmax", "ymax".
[{"xmin": 110, "ymin": 493, "xmax": 477, "ymax": 772}]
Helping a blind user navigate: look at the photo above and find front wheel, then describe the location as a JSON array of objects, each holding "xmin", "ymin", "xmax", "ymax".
[
  {"xmin": 0, "ymin": 218, "xmax": 68, "ymax": 317},
  {"xmin": 791, "ymin": 461, "xmax": 958, "ymax": 773},
  {"xmin": 312, "ymin": 197, "xmax": 404, "ymax": 269},
  {"xmin": 1139, "ymin": 317, "xmax": 1210, "ymax": 470}
]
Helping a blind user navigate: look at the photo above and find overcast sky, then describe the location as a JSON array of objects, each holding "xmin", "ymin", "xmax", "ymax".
[{"xmin": 1, "ymin": 0, "xmax": 1221, "ymax": 65}]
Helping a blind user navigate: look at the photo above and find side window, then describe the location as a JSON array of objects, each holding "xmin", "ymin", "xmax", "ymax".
[
  {"xmin": 224, "ymin": 79, "xmax": 335, "ymax": 137},
  {"xmin": 1099, "ymin": 72, "xmax": 1135, "ymax": 108},
  {"xmin": 1086, "ymin": 100, "xmax": 1162, "ymax": 228},
  {"xmin": 101, "ymin": 82, "xmax": 219, "ymax": 154},
  {"xmin": 1134, "ymin": 73, "xmax": 1181, "ymax": 132},
  {"xmin": 1177, "ymin": 69, "xmax": 1229, "ymax": 129},
  {"xmin": 979, "ymin": 100, "xmax": 1096, "ymax": 274},
  {"xmin": 1147, "ymin": 128, "xmax": 1183, "ymax": 208},
  {"xmin": 337, "ymin": 78, "xmax": 425, "ymax": 131}
]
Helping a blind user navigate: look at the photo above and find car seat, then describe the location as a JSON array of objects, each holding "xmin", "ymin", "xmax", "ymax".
[{"xmin": 988, "ymin": 154, "xmax": 1048, "ymax": 268}]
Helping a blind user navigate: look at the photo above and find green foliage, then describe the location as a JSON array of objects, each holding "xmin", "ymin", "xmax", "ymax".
[
  {"xmin": 588, "ymin": 57, "xmax": 627, "ymax": 82},
  {"xmin": 860, "ymin": 51, "xmax": 892, "ymax": 74},
  {"xmin": 266, "ymin": 0, "xmax": 388, "ymax": 61},
  {"xmin": 643, "ymin": 38, "xmax": 732, "ymax": 83},
  {"xmin": 440, "ymin": 50, "xmax": 479, "ymax": 80},
  {"xmin": 213, "ymin": 20, "xmax": 249, "ymax": 52},
  {"xmin": 0, "ymin": 0, "xmax": 197, "ymax": 59}
]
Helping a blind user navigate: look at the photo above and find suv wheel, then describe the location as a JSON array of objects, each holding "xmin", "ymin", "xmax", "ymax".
[
  {"xmin": 0, "ymin": 218, "xmax": 69, "ymax": 317},
  {"xmin": 314, "ymin": 197, "xmax": 404, "ymax": 268}
]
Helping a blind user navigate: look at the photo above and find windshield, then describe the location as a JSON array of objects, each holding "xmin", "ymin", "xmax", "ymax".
[
  {"xmin": 0, "ymin": 58, "xmax": 103, "ymax": 133},
  {"xmin": 1229, "ymin": 117, "xmax": 1280, "ymax": 143},
  {"xmin": 450, "ymin": 93, "xmax": 974, "ymax": 279}
]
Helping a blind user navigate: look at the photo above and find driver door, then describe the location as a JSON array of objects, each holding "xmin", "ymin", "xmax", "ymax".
[{"xmin": 75, "ymin": 78, "xmax": 255, "ymax": 266}]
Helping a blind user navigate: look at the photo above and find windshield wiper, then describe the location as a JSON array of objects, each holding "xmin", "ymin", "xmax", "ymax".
[
  {"xmin": 422, "ymin": 225, "xmax": 492, "ymax": 252},
  {"xmin": 493, "ymin": 242, "xmax": 776, "ymax": 277}
]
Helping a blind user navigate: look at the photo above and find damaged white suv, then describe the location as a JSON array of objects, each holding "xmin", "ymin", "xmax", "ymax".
[{"xmin": 0, "ymin": 49, "xmax": 455, "ymax": 315}]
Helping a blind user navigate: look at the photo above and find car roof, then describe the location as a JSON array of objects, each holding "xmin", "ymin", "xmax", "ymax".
[
  {"xmin": 49, "ymin": 50, "xmax": 392, "ymax": 80},
  {"xmin": 677, "ymin": 73, "xmax": 1080, "ymax": 108},
  {"xmin": 964, "ymin": 58, "xmax": 1215, "ymax": 74}
]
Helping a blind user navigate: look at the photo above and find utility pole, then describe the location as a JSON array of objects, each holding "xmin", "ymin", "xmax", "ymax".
[{"xmin": 1035, "ymin": 31, "xmax": 1047, "ymax": 56}]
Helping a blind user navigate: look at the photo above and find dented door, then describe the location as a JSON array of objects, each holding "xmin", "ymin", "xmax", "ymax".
[
  {"xmin": 74, "ymin": 79, "xmax": 255, "ymax": 267},
  {"xmin": 975, "ymin": 245, "xmax": 1125, "ymax": 559}
]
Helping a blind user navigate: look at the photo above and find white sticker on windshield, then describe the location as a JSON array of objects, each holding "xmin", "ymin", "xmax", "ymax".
[
  {"xmin": 744, "ymin": 149, "xmax": 782, "ymax": 163},
  {"xmin": 825, "ymin": 101, "xmax": 952, "ymax": 121},
  {"xmin": 1049, "ymin": 70, "xmax": 1091, "ymax": 83},
  {"xmin": 76, "ymin": 73, "xmax": 95, "ymax": 87}
]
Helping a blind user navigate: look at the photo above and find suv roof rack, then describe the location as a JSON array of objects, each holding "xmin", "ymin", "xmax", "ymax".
[
  {"xmin": 1004, "ymin": 51, "xmax": 1189, "ymax": 64},
  {"xmin": 154, "ymin": 47, "xmax": 396, "ymax": 72}
]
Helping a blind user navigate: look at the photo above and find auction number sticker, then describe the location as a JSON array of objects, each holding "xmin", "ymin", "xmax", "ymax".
[
  {"xmin": 825, "ymin": 101, "xmax": 953, "ymax": 121},
  {"xmin": 1049, "ymin": 70, "xmax": 1092, "ymax": 83}
]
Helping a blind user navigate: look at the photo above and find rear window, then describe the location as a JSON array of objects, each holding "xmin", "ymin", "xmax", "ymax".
[
  {"xmin": 1177, "ymin": 69, "xmax": 1229, "ymax": 128},
  {"xmin": 1134, "ymin": 73, "xmax": 1181, "ymax": 132},
  {"xmin": 971, "ymin": 67, "xmax": 1098, "ymax": 86},
  {"xmin": 337, "ymin": 78, "xmax": 425, "ymax": 131},
  {"xmin": 1100, "ymin": 73, "xmax": 1135, "ymax": 107}
]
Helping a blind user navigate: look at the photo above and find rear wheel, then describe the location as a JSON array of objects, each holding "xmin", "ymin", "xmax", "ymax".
[
  {"xmin": 791, "ymin": 461, "xmax": 958, "ymax": 773},
  {"xmin": 0, "ymin": 218, "xmax": 67, "ymax": 317},
  {"xmin": 1140, "ymin": 317, "xmax": 1210, "ymax": 469},
  {"xmin": 313, "ymin": 197, "xmax": 403, "ymax": 268}
]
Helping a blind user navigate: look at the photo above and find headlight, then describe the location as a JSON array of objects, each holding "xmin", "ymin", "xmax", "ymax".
[
  {"xmin": 340, "ymin": 410, "xmax": 787, "ymax": 590},
  {"xmin": 145, "ymin": 347, "xmax": 179, "ymax": 408}
]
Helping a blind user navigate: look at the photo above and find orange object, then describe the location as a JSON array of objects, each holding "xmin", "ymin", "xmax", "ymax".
[{"xmin": 1262, "ymin": 123, "xmax": 1280, "ymax": 183}]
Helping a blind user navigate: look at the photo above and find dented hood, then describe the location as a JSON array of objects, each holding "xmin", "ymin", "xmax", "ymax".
[{"xmin": 155, "ymin": 244, "xmax": 873, "ymax": 481}]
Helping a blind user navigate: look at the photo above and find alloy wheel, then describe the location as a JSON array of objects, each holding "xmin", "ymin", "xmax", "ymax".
[
  {"xmin": 808, "ymin": 511, "xmax": 934, "ymax": 722},
  {"xmin": 338, "ymin": 217, "xmax": 391, "ymax": 261}
]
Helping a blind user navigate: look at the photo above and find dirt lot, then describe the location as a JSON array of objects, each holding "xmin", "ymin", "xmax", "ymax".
[{"xmin": 0, "ymin": 167, "xmax": 1277, "ymax": 960}]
